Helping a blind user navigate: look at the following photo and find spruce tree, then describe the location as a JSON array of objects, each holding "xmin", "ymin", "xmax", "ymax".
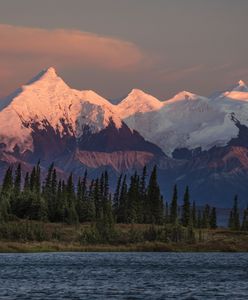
[
  {"xmin": 241, "ymin": 207, "xmax": 248, "ymax": 231},
  {"xmin": 1, "ymin": 166, "xmax": 13, "ymax": 194},
  {"xmin": 0, "ymin": 166, "xmax": 13, "ymax": 221},
  {"xmin": 197, "ymin": 210, "xmax": 202, "ymax": 229},
  {"xmin": 192, "ymin": 201, "xmax": 196, "ymax": 228},
  {"xmin": 165, "ymin": 201, "xmax": 169, "ymax": 224},
  {"xmin": 94, "ymin": 178, "xmax": 102, "ymax": 220},
  {"xmin": 65, "ymin": 173, "xmax": 78, "ymax": 224},
  {"xmin": 43, "ymin": 163, "xmax": 55, "ymax": 221},
  {"xmin": 229, "ymin": 195, "xmax": 240, "ymax": 230},
  {"xmin": 202, "ymin": 204, "xmax": 210, "ymax": 228},
  {"xmin": 139, "ymin": 166, "xmax": 147, "ymax": 222},
  {"xmin": 181, "ymin": 186, "xmax": 191, "ymax": 227},
  {"xmin": 29, "ymin": 167, "xmax": 36, "ymax": 192},
  {"xmin": 118, "ymin": 175, "xmax": 128, "ymax": 223},
  {"xmin": 147, "ymin": 165, "xmax": 163, "ymax": 224},
  {"xmin": 13, "ymin": 164, "xmax": 21, "ymax": 196},
  {"xmin": 23, "ymin": 172, "xmax": 30, "ymax": 192},
  {"xmin": 113, "ymin": 174, "xmax": 122, "ymax": 216},
  {"xmin": 210, "ymin": 207, "xmax": 217, "ymax": 229},
  {"xmin": 10, "ymin": 164, "xmax": 22, "ymax": 216},
  {"xmin": 102, "ymin": 171, "xmax": 111, "ymax": 221},
  {"xmin": 127, "ymin": 172, "xmax": 140, "ymax": 223},
  {"xmin": 228, "ymin": 210, "xmax": 234, "ymax": 230},
  {"xmin": 170, "ymin": 184, "xmax": 178, "ymax": 224},
  {"xmin": 233, "ymin": 195, "xmax": 240, "ymax": 230}
]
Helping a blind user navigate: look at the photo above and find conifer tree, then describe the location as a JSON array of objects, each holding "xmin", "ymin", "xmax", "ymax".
[
  {"xmin": 35, "ymin": 161, "xmax": 41, "ymax": 195},
  {"xmin": 118, "ymin": 175, "xmax": 128, "ymax": 223},
  {"xmin": 55, "ymin": 179, "xmax": 63, "ymax": 222},
  {"xmin": 127, "ymin": 172, "xmax": 140, "ymax": 223},
  {"xmin": 102, "ymin": 171, "xmax": 111, "ymax": 220},
  {"xmin": 139, "ymin": 166, "xmax": 147, "ymax": 198},
  {"xmin": 43, "ymin": 163, "xmax": 55, "ymax": 221},
  {"xmin": 94, "ymin": 178, "xmax": 102, "ymax": 220},
  {"xmin": 1, "ymin": 166, "xmax": 13, "ymax": 194},
  {"xmin": 10, "ymin": 164, "xmax": 22, "ymax": 216},
  {"xmin": 139, "ymin": 166, "xmax": 147, "ymax": 221},
  {"xmin": 113, "ymin": 174, "xmax": 122, "ymax": 216},
  {"xmin": 210, "ymin": 207, "xmax": 217, "ymax": 229},
  {"xmin": 228, "ymin": 210, "xmax": 234, "ymax": 229},
  {"xmin": 84, "ymin": 178, "xmax": 96, "ymax": 222},
  {"xmin": 181, "ymin": 186, "xmax": 191, "ymax": 227},
  {"xmin": 241, "ymin": 207, "xmax": 248, "ymax": 231},
  {"xmin": 192, "ymin": 201, "xmax": 196, "ymax": 228},
  {"xmin": 29, "ymin": 167, "xmax": 36, "ymax": 192},
  {"xmin": 81, "ymin": 170, "xmax": 87, "ymax": 199},
  {"xmin": 14, "ymin": 164, "xmax": 21, "ymax": 196},
  {"xmin": 23, "ymin": 172, "xmax": 30, "ymax": 192},
  {"xmin": 147, "ymin": 165, "xmax": 163, "ymax": 224},
  {"xmin": 170, "ymin": 184, "xmax": 178, "ymax": 224},
  {"xmin": 202, "ymin": 204, "xmax": 210, "ymax": 228},
  {"xmin": 229, "ymin": 195, "xmax": 240, "ymax": 230},
  {"xmin": 76, "ymin": 177, "xmax": 83, "ymax": 221},
  {"xmin": 65, "ymin": 173, "xmax": 78, "ymax": 224},
  {"xmin": 197, "ymin": 210, "xmax": 202, "ymax": 228},
  {"xmin": 165, "ymin": 201, "xmax": 169, "ymax": 224},
  {"xmin": 0, "ymin": 166, "xmax": 13, "ymax": 221}
]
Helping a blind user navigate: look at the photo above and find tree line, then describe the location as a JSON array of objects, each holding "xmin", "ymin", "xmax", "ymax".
[
  {"xmin": 228, "ymin": 195, "xmax": 248, "ymax": 231},
  {"xmin": 0, "ymin": 162, "xmax": 247, "ymax": 231}
]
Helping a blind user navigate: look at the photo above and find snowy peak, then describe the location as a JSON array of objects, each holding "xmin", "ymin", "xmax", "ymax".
[
  {"xmin": 214, "ymin": 80, "xmax": 248, "ymax": 102},
  {"xmin": 232, "ymin": 80, "xmax": 248, "ymax": 92},
  {"xmin": 0, "ymin": 67, "xmax": 123, "ymax": 153},
  {"xmin": 165, "ymin": 91, "xmax": 200, "ymax": 103},
  {"xmin": 25, "ymin": 66, "xmax": 69, "ymax": 90},
  {"xmin": 27, "ymin": 67, "xmax": 61, "ymax": 85},
  {"xmin": 238, "ymin": 79, "xmax": 246, "ymax": 86},
  {"xmin": 1, "ymin": 68, "xmax": 248, "ymax": 159},
  {"xmin": 117, "ymin": 88, "xmax": 163, "ymax": 118},
  {"xmin": 32, "ymin": 67, "xmax": 57, "ymax": 79},
  {"xmin": 129, "ymin": 88, "xmax": 150, "ymax": 96}
]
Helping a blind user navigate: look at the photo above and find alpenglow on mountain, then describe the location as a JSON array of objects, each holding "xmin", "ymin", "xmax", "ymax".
[{"xmin": 1, "ymin": 67, "xmax": 248, "ymax": 206}]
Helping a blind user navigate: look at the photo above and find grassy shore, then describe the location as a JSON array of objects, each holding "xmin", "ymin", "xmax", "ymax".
[{"xmin": 0, "ymin": 221, "xmax": 248, "ymax": 253}]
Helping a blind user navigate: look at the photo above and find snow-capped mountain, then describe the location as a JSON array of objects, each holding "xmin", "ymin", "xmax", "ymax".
[
  {"xmin": 1, "ymin": 67, "xmax": 248, "ymax": 205},
  {"xmin": 117, "ymin": 89, "xmax": 163, "ymax": 119},
  {"xmin": 0, "ymin": 67, "xmax": 165, "ymax": 172},
  {"xmin": 0, "ymin": 67, "xmax": 122, "ymax": 153},
  {"xmin": 3, "ymin": 67, "xmax": 247, "ymax": 159},
  {"xmin": 119, "ymin": 83, "xmax": 248, "ymax": 157}
]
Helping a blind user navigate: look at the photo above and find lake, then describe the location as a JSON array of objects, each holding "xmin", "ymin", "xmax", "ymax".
[{"xmin": 0, "ymin": 252, "xmax": 247, "ymax": 299}]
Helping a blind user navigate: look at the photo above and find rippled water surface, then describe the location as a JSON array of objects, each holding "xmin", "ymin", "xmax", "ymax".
[{"xmin": 0, "ymin": 252, "xmax": 248, "ymax": 299}]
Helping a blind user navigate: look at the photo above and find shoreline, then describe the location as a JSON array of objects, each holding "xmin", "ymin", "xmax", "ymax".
[
  {"xmin": 0, "ymin": 221, "xmax": 248, "ymax": 253},
  {"xmin": 0, "ymin": 241, "xmax": 247, "ymax": 253}
]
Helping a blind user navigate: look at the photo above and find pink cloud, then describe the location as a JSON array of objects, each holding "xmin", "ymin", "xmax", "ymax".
[{"xmin": 0, "ymin": 24, "xmax": 146, "ymax": 97}]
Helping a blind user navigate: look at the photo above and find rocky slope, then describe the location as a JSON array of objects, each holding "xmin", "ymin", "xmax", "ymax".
[{"xmin": 1, "ymin": 68, "xmax": 248, "ymax": 206}]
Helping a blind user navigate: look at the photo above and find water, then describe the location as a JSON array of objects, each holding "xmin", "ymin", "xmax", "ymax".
[{"xmin": 0, "ymin": 252, "xmax": 247, "ymax": 299}]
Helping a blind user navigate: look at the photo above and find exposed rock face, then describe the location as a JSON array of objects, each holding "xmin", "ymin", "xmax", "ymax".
[
  {"xmin": 75, "ymin": 150, "xmax": 155, "ymax": 171},
  {"xmin": 2, "ymin": 68, "xmax": 248, "ymax": 207}
]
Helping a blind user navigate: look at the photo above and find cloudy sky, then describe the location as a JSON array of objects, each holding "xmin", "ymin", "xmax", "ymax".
[{"xmin": 0, "ymin": 0, "xmax": 248, "ymax": 100}]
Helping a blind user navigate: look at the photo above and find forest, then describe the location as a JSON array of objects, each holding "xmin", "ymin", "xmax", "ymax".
[{"xmin": 0, "ymin": 162, "xmax": 247, "ymax": 247}]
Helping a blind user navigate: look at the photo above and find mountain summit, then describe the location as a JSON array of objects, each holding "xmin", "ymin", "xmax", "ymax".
[
  {"xmin": 232, "ymin": 80, "xmax": 248, "ymax": 92},
  {"xmin": 117, "ymin": 88, "xmax": 163, "ymax": 119},
  {"xmin": 0, "ymin": 67, "xmax": 164, "ymax": 172},
  {"xmin": 1, "ymin": 67, "xmax": 248, "ymax": 157},
  {"xmin": 1, "ymin": 68, "xmax": 248, "ymax": 204}
]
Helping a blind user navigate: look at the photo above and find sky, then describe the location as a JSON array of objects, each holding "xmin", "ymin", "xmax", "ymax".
[{"xmin": 0, "ymin": 0, "xmax": 248, "ymax": 100}]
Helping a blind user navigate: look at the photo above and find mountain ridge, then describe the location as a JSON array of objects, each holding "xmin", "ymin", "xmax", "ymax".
[{"xmin": 1, "ymin": 67, "xmax": 248, "ymax": 206}]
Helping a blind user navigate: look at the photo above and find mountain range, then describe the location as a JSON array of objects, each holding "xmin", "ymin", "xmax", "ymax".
[{"xmin": 1, "ymin": 67, "xmax": 248, "ymax": 207}]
